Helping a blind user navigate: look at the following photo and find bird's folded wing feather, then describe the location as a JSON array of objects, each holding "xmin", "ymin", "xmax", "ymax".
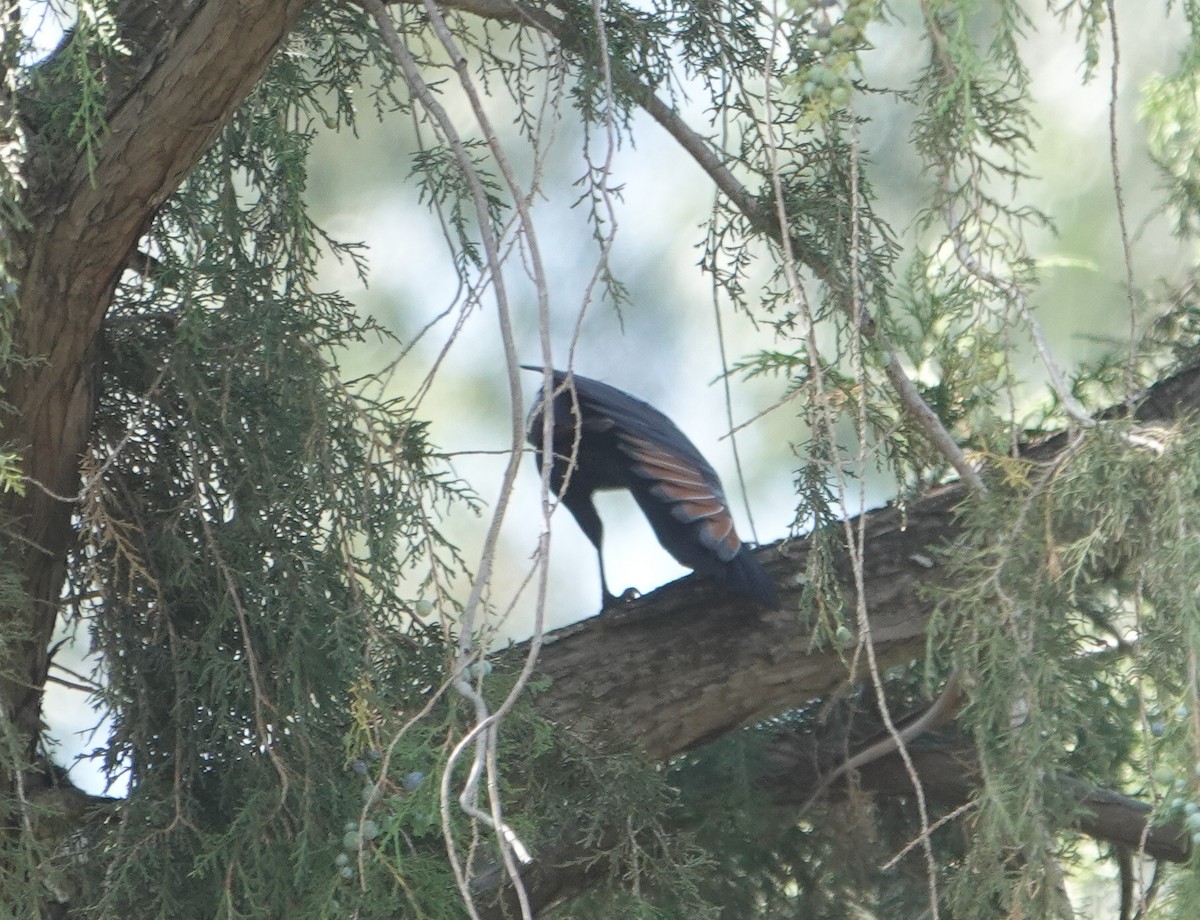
[{"xmin": 616, "ymin": 433, "xmax": 741, "ymax": 562}]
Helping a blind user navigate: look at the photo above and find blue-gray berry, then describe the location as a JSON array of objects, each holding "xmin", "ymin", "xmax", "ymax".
[{"xmin": 403, "ymin": 771, "xmax": 426, "ymax": 791}]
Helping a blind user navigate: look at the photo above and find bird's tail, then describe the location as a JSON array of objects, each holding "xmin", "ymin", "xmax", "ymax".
[{"xmin": 725, "ymin": 549, "xmax": 778, "ymax": 609}]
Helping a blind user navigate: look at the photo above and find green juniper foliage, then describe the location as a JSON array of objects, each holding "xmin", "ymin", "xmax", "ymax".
[
  {"xmin": 9, "ymin": 0, "xmax": 1200, "ymax": 918},
  {"xmin": 64, "ymin": 21, "xmax": 475, "ymax": 920}
]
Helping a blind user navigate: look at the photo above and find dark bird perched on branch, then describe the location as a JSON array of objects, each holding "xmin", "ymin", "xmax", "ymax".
[{"xmin": 524, "ymin": 367, "xmax": 778, "ymax": 610}]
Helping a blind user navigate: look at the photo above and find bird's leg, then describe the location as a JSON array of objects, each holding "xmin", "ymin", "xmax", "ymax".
[
  {"xmin": 593, "ymin": 535, "xmax": 641, "ymax": 608},
  {"xmin": 562, "ymin": 490, "xmax": 620, "ymax": 612},
  {"xmin": 596, "ymin": 550, "xmax": 618, "ymax": 611},
  {"xmin": 559, "ymin": 473, "xmax": 637, "ymax": 610}
]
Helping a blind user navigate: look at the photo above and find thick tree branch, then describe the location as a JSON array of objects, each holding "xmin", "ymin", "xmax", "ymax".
[
  {"xmin": 525, "ymin": 484, "xmax": 960, "ymax": 759},
  {"xmin": 763, "ymin": 733, "xmax": 1190, "ymax": 863}
]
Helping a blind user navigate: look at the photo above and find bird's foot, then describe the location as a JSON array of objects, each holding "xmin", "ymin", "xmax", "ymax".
[{"xmin": 599, "ymin": 587, "xmax": 641, "ymax": 613}]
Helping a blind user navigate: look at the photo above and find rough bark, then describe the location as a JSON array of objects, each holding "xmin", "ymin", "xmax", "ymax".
[
  {"xmin": 761, "ymin": 734, "xmax": 1190, "ymax": 862},
  {"xmin": 0, "ymin": 0, "xmax": 308, "ymax": 779},
  {"xmin": 528, "ymin": 485, "xmax": 961, "ymax": 760}
]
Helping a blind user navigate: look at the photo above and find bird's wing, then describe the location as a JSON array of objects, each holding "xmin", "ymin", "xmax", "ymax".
[
  {"xmin": 615, "ymin": 432, "xmax": 742, "ymax": 563},
  {"xmin": 537, "ymin": 370, "xmax": 741, "ymax": 560}
]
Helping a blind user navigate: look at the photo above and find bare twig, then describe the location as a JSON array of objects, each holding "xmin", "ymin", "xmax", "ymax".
[
  {"xmin": 880, "ymin": 798, "xmax": 978, "ymax": 871},
  {"xmin": 364, "ymin": 1, "xmax": 580, "ymax": 913},
  {"xmin": 1106, "ymin": 0, "xmax": 1139, "ymax": 399}
]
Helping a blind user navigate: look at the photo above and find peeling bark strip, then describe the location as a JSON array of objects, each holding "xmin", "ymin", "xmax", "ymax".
[{"xmin": 1, "ymin": 0, "xmax": 308, "ymax": 770}]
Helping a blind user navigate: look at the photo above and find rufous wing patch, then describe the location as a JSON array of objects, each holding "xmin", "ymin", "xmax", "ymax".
[
  {"xmin": 619, "ymin": 434, "xmax": 742, "ymax": 562},
  {"xmin": 700, "ymin": 515, "xmax": 740, "ymax": 562},
  {"xmin": 619, "ymin": 435, "xmax": 706, "ymax": 483}
]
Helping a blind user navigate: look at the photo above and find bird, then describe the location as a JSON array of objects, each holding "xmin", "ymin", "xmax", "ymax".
[{"xmin": 523, "ymin": 366, "xmax": 777, "ymax": 610}]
